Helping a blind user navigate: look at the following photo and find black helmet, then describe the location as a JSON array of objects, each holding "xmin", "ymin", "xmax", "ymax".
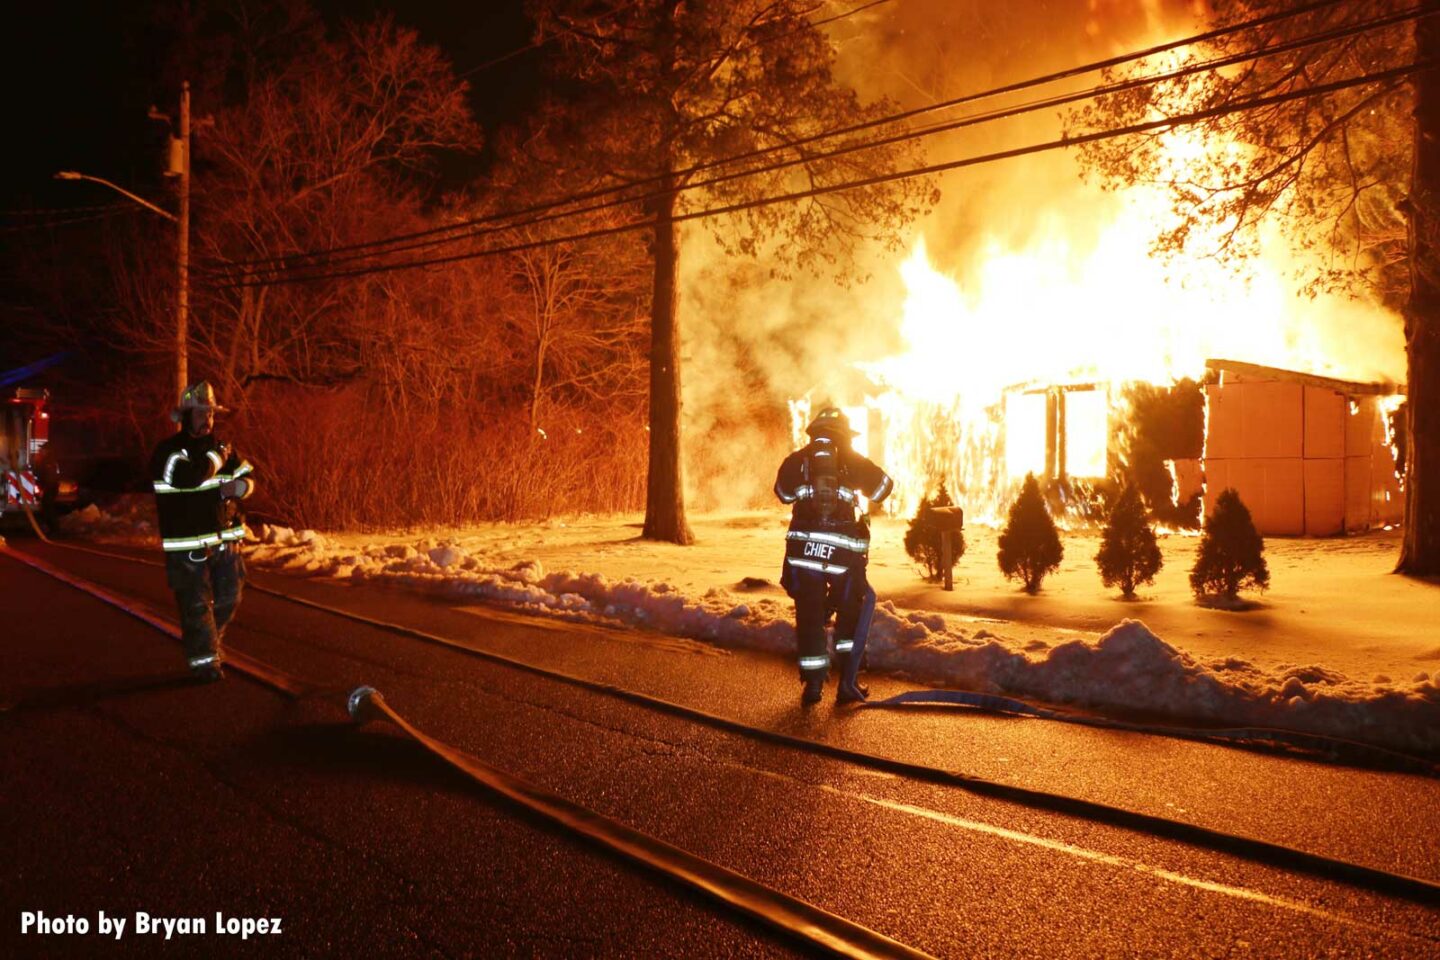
[{"xmin": 805, "ymin": 406, "xmax": 858, "ymax": 440}]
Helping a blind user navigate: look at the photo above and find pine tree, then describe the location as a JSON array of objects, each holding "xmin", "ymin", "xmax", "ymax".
[
  {"xmin": 1095, "ymin": 484, "xmax": 1163, "ymax": 598},
  {"xmin": 1190, "ymin": 488, "xmax": 1270, "ymax": 601},
  {"xmin": 997, "ymin": 473, "xmax": 1064, "ymax": 594},
  {"xmin": 904, "ymin": 478, "xmax": 965, "ymax": 582}
]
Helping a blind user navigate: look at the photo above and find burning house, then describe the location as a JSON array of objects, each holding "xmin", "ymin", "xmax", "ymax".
[
  {"xmin": 803, "ymin": 348, "xmax": 1406, "ymax": 538},
  {"xmin": 1002, "ymin": 383, "xmax": 1111, "ymax": 485},
  {"xmin": 689, "ymin": 1, "xmax": 1416, "ymax": 544}
]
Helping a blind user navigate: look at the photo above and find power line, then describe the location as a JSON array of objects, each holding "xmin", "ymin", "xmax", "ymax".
[
  {"xmin": 457, "ymin": 40, "xmax": 544, "ymax": 79},
  {"xmin": 207, "ymin": 12, "xmax": 1395, "ymax": 277},
  {"xmin": 205, "ymin": 0, "xmax": 1361, "ymax": 275},
  {"xmin": 206, "ymin": 3, "xmax": 1420, "ymax": 285},
  {"xmin": 0, "ymin": 202, "xmax": 131, "ymax": 217},
  {"xmin": 810, "ymin": 0, "xmax": 891, "ymax": 30},
  {"xmin": 456, "ymin": 2, "xmax": 890, "ymax": 79},
  {"xmin": 212, "ymin": 0, "xmax": 898, "ymax": 274},
  {"xmin": 204, "ymin": 2, "xmax": 1427, "ymax": 282},
  {"xmin": 210, "ymin": 58, "xmax": 1429, "ymax": 289},
  {"xmin": 0, "ymin": 207, "xmax": 139, "ymax": 232},
  {"xmin": 742, "ymin": 0, "xmax": 895, "ymax": 47}
]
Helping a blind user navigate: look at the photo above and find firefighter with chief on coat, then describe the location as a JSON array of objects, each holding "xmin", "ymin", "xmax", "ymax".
[
  {"xmin": 774, "ymin": 406, "xmax": 893, "ymax": 705},
  {"xmin": 149, "ymin": 381, "xmax": 255, "ymax": 682}
]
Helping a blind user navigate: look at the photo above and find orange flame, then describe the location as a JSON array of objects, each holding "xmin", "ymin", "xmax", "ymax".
[{"xmin": 837, "ymin": 123, "xmax": 1405, "ymax": 523}]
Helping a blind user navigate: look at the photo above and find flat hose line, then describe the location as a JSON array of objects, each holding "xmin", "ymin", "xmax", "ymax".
[
  {"xmin": 37, "ymin": 529, "xmax": 1438, "ymax": 774},
  {"xmin": 27, "ymin": 521, "xmax": 1435, "ymax": 772},
  {"xmin": 348, "ymin": 686, "xmax": 937, "ymax": 960},
  {"xmin": 0, "ymin": 543, "xmax": 310, "ymax": 699},
  {"xmin": 863, "ymin": 690, "xmax": 1440, "ymax": 777},
  {"xmin": 13, "ymin": 535, "xmax": 1440, "ymax": 907},
  {"xmin": 0, "ymin": 539, "xmax": 939, "ymax": 959}
]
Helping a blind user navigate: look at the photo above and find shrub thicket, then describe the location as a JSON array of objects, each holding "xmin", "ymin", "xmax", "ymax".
[
  {"xmin": 997, "ymin": 473, "xmax": 1064, "ymax": 593},
  {"xmin": 236, "ymin": 382, "xmax": 646, "ymax": 529},
  {"xmin": 1190, "ymin": 487, "xmax": 1269, "ymax": 601},
  {"xmin": 1095, "ymin": 484, "xmax": 1163, "ymax": 597},
  {"xmin": 904, "ymin": 478, "xmax": 965, "ymax": 581}
]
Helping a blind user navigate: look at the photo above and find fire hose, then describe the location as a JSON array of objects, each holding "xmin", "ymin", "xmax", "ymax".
[
  {"xmin": 860, "ymin": 689, "xmax": 1440, "ymax": 777},
  {"xmin": 23, "ymin": 503, "xmax": 1435, "ymax": 775},
  {"xmin": 816, "ymin": 555, "xmax": 1433, "ymax": 774},
  {"xmin": 0, "ymin": 540, "xmax": 937, "ymax": 958},
  {"xmin": 9, "ymin": 531, "xmax": 1440, "ymax": 907},
  {"xmin": 347, "ymin": 686, "xmax": 935, "ymax": 960},
  {"xmin": 0, "ymin": 538, "xmax": 309, "ymax": 698}
]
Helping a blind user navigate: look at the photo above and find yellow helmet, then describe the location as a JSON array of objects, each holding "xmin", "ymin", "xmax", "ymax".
[{"xmin": 170, "ymin": 380, "xmax": 228, "ymax": 423}]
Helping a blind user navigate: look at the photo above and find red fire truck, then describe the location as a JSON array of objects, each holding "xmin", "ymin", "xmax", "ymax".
[{"xmin": 1, "ymin": 388, "xmax": 76, "ymax": 521}]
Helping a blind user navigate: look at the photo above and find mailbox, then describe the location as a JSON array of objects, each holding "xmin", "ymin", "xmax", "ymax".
[{"xmin": 928, "ymin": 506, "xmax": 964, "ymax": 591}]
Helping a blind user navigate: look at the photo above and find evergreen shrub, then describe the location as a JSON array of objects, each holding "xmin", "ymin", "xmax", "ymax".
[
  {"xmin": 997, "ymin": 473, "xmax": 1063, "ymax": 594},
  {"xmin": 1190, "ymin": 487, "xmax": 1269, "ymax": 601}
]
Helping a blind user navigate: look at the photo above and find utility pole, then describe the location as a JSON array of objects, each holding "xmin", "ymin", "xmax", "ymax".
[
  {"xmin": 58, "ymin": 80, "xmax": 195, "ymax": 405},
  {"xmin": 173, "ymin": 81, "xmax": 191, "ymax": 403}
]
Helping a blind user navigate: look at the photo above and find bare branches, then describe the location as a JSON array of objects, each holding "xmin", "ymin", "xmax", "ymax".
[
  {"xmin": 189, "ymin": 10, "xmax": 484, "ymax": 400},
  {"xmin": 530, "ymin": 0, "xmax": 936, "ymax": 276},
  {"xmin": 1072, "ymin": 2, "xmax": 1414, "ymax": 301}
]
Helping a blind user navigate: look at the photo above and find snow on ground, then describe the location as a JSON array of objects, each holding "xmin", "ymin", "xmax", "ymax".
[{"xmin": 56, "ymin": 498, "xmax": 1440, "ymax": 757}]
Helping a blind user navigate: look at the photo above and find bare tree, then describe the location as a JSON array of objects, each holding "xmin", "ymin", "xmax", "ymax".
[
  {"xmin": 507, "ymin": 222, "xmax": 648, "ymax": 434},
  {"xmin": 192, "ymin": 10, "xmax": 483, "ymax": 399}
]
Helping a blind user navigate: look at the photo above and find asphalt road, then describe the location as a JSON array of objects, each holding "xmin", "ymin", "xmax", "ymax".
[{"xmin": 2, "ymin": 536, "xmax": 1438, "ymax": 958}]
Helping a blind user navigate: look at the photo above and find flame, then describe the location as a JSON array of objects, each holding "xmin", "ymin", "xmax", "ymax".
[
  {"xmin": 1381, "ymin": 393, "xmax": 1406, "ymax": 489},
  {"xmin": 837, "ymin": 121, "xmax": 1405, "ymax": 524}
]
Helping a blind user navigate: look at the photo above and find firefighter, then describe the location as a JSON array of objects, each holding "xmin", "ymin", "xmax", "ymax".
[
  {"xmin": 149, "ymin": 382, "xmax": 255, "ymax": 682},
  {"xmin": 774, "ymin": 406, "xmax": 893, "ymax": 705}
]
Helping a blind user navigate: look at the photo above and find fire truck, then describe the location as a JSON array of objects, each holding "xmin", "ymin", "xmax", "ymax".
[{"xmin": 1, "ymin": 388, "xmax": 76, "ymax": 521}]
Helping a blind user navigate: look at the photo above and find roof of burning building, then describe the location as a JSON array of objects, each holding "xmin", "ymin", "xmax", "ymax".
[{"xmin": 1205, "ymin": 358, "xmax": 1403, "ymax": 397}]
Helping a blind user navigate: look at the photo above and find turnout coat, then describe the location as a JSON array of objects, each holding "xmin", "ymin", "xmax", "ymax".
[
  {"xmin": 149, "ymin": 431, "xmax": 254, "ymax": 553},
  {"xmin": 773, "ymin": 438, "xmax": 893, "ymax": 593}
]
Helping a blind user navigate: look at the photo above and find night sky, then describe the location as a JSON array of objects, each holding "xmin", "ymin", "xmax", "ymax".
[{"xmin": 2, "ymin": 1, "xmax": 536, "ymax": 214}]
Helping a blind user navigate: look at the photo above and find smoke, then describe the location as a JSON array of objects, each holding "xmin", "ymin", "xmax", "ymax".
[
  {"xmin": 824, "ymin": 0, "xmax": 1199, "ymax": 269},
  {"xmin": 679, "ymin": 231, "xmax": 905, "ymax": 510},
  {"xmin": 680, "ymin": 1, "xmax": 1192, "ymax": 508},
  {"xmin": 680, "ymin": 0, "xmax": 1406, "ymax": 512}
]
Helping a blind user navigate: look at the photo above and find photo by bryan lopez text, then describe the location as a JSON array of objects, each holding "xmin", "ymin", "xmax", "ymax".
[{"xmin": 21, "ymin": 910, "xmax": 282, "ymax": 940}]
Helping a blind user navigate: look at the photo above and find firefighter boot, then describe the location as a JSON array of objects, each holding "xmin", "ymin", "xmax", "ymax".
[
  {"xmin": 835, "ymin": 651, "xmax": 869, "ymax": 704},
  {"xmin": 801, "ymin": 675, "xmax": 825, "ymax": 706}
]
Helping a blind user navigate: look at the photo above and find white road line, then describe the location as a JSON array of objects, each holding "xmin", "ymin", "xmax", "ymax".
[{"xmin": 737, "ymin": 764, "xmax": 1427, "ymax": 942}]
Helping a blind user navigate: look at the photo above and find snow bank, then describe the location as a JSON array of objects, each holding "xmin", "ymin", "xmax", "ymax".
[
  {"xmin": 57, "ymin": 498, "xmax": 156, "ymax": 543},
  {"xmin": 57, "ymin": 502, "xmax": 1440, "ymax": 757}
]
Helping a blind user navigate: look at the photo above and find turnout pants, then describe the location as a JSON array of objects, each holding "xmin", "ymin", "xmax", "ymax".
[
  {"xmin": 787, "ymin": 566, "xmax": 871, "ymax": 682},
  {"xmin": 164, "ymin": 544, "xmax": 245, "ymax": 671},
  {"xmin": 783, "ymin": 526, "xmax": 872, "ymax": 681}
]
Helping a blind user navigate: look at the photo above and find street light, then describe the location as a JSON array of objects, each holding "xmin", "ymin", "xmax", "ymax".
[
  {"xmin": 54, "ymin": 80, "xmax": 192, "ymax": 405},
  {"xmin": 53, "ymin": 171, "xmax": 177, "ymax": 222}
]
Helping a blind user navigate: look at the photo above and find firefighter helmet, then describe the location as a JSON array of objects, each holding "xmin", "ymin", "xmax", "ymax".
[
  {"xmin": 170, "ymin": 380, "xmax": 228, "ymax": 423},
  {"xmin": 805, "ymin": 406, "xmax": 858, "ymax": 439}
]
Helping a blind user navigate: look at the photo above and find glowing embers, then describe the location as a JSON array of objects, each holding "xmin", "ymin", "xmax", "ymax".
[{"xmin": 1003, "ymin": 384, "xmax": 1109, "ymax": 484}]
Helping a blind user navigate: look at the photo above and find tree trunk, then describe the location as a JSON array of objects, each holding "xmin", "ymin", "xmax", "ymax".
[
  {"xmin": 530, "ymin": 336, "xmax": 547, "ymax": 435},
  {"xmin": 641, "ymin": 181, "xmax": 694, "ymax": 544},
  {"xmin": 1399, "ymin": 21, "xmax": 1440, "ymax": 575}
]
